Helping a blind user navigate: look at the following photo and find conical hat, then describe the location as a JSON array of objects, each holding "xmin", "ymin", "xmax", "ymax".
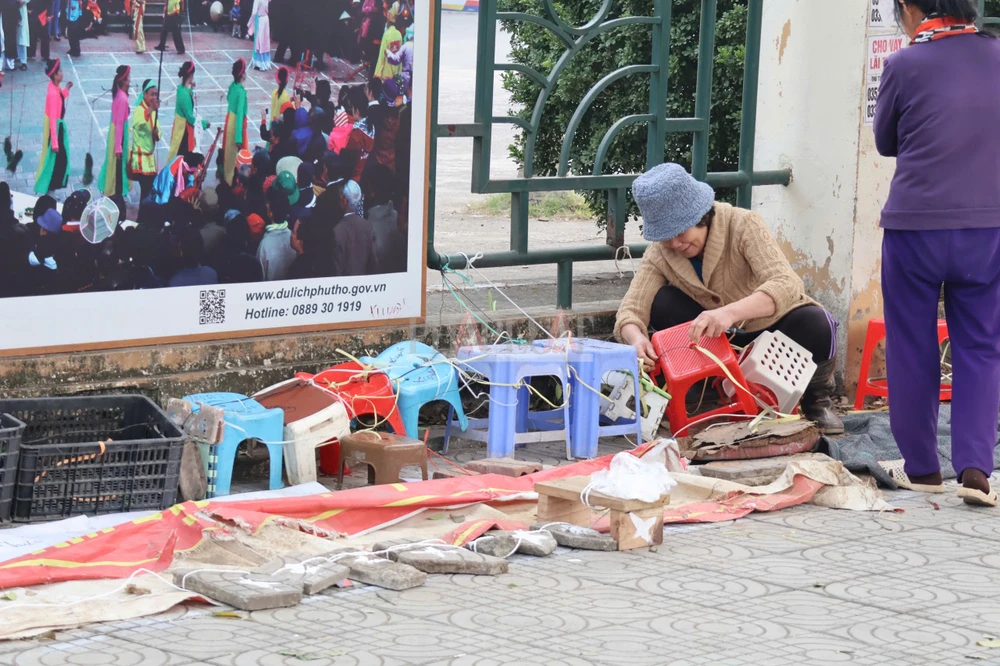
[{"xmin": 80, "ymin": 197, "xmax": 120, "ymax": 244}]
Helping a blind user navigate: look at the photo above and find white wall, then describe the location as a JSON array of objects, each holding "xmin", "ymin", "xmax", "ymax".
[{"xmin": 752, "ymin": 0, "xmax": 891, "ymax": 386}]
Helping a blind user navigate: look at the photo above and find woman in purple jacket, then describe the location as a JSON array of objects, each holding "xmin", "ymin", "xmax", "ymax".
[{"xmin": 875, "ymin": 0, "xmax": 1000, "ymax": 506}]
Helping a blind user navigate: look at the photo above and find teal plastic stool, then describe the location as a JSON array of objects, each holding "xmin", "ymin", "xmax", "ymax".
[
  {"xmin": 361, "ymin": 341, "xmax": 469, "ymax": 448},
  {"xmin": 184, "ymin": 392, "xmax": 285, "ymax": 498}
]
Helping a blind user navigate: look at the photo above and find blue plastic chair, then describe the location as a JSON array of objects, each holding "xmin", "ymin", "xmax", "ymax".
[
  {"xmin": 184, "ymin": 392, "xmax": 285, "ymax": 498},
  {"xmin": 454, "ymin": 343, "xmax": 571, "ymax": 459},
  {"xmin": 360, "ymin": 341, "xmax": 469, "ymax": 449},
  {"xmin": 534, "ymin": 338, "xmax": 644, "ymax": 459}
]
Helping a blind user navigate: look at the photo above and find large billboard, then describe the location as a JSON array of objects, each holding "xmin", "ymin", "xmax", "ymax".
[{"xmin": 0, "ymin": 2, "xmax": 431, "ymax": 356}]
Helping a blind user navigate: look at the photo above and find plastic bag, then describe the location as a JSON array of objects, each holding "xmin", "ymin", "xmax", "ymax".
[{"xmin": 585, "ymin": 440, "xmax": 678, "ymax": 504}]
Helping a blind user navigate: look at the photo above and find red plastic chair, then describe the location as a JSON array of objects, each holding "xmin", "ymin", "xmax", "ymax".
[
  {"xmin": 854, "ymin": 318, "xmax": 952, "ymax": 410},
  {"xmin": 651, "ymin": 323, "xmax": 759, "ymax": 436},
  {"xmin": 295, "ymin": 362, "xmax": 406, "ymax": 476}
]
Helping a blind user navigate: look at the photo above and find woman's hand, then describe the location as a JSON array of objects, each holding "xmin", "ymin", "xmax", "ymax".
[
  {"xmin": 689, "ymin": 307, "xmax": 735, "ymax": 343},
  {"xmin": 621, "ymin": 324, "xmax": 658, "ymax": 371}
]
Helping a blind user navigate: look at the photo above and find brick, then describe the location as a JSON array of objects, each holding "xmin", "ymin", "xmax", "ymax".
[
  {"xmin": 253, "ymin": 554, "xmax": 350, "ymax": 596},
  {"xmin": 336, "ymin": 552, "xmax": 427, "ymax": 591},
  {"xmin": 395, "ymin": 546, "xmax": 508, "ymax": 575},
  {"xmin": 487, "ymin": 530, "xmax": 557, "ymax": 557},
  {"xmin": 463, "ymin": 458, "xmax": 542, "ymax": 477},
  {"xmin": 466, "ymin": 533, "xmax": 519, "ymax": 559},
  {"xmin": 699, "ymin": 453, "xmax": 834, "ymax": 487},
  {"xmin": 177, "ymin": 571, "xmax": 303, "ymax": 611},
  {"xmin": 531, "ymin": 523, "xmax": 618, "ymax": 552}
]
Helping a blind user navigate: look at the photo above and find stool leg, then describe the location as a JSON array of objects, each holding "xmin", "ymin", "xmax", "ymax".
[
  {"xmin": 854, "ymin": 325, "xmax": 880, "ymax": 410},
  {"xmin": 569, "ymin": 375, "xmax": 599, "ymax": 460},
  {"xmin": 399, "ymin": 401, "xmax": 422, "ymax": 440},
  {"xmin": 487, "ymin": 387, "xmax": 518, "ymax": 458},
  {"xmin": 443, "ymin": 404, "xmax": 455, "ymax": 453},
  {"xmin": 515, "ymin": 384, "xmax": 530, "ymax": 434},
  {"xmin": 266, "ymin": 444, "xmax": 284, "ymax": 490}
]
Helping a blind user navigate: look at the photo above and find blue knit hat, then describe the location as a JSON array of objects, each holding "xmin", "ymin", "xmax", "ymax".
[{"xmin": 633, "ymin": 163, "xmax": 715, "ymax": 242}]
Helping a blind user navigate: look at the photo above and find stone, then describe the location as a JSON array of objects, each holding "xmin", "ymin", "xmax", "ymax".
[
  {"xmin": 463, "ymin": 458, "xmax": 543, "ymax": 477},
  {"xmin": 531, "ymin": 523, "xmax": 618, "ymax": 552},
  {"xmin": 368, "ymin": 539, "xmax": 433, "ymax": 561},
  {"xmin": 395, "ymin": 545, "xmax": 508, "ymax": 575},
  {"xmin": 177, "ymin": 571, "xmax": 303, "ymax": 611},
  {"xmin": 253, "ymin": 554, "xmax": 351, "ymax": 595},
  {"xmin": 337, "ymin": 552, "xmax": 428, "ymax": 590},
  {"xmin": 487, "ymin": 530, "xmax": 557, "ymax": 557},
  {"xmin": 699, "ymin": 453, "xmax": 834, "ymax": 487},
  {"xmin": 465, "ymin": 533, "xmax": 519, "ymax": 559}
]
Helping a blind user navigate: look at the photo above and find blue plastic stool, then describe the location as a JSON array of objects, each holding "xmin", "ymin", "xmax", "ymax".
[
  {"xmin": 360, "ymin": 341, "xmax": 469, "ymax": 449},
  {"xmin": 454, "ymin": 343, "xmax": 571, "ymax": 459},
  {"xmin": 534, "ymin": 338, "xmax": 644, "ymax": 459},
  {"xmin": 184, "ymin": 392, "xmax": 285, "ymax": 498}
]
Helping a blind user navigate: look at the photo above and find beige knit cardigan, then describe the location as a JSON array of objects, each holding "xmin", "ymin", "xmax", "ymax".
[{"xmin": 614, "ymin": 202, "xmax": 817, "ymax": 341}]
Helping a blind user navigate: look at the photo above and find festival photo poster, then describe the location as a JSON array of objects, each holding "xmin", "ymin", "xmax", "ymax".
[{"xmin": 0, "ymin": 0, "xmax": 429, "ymax": 355}]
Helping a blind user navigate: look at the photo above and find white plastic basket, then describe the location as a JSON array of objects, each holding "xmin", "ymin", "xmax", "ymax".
[
  {"xmin": 723, "ymin": 331, "xmax": 817, "ymax": 414},
  {"xmin": 601, "ymin": 371, "xmax": 670, "ymax": 441}
]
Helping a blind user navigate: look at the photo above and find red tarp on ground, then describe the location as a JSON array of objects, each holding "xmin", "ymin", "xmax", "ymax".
[{"xmin": 0, "ymin": 449, "xmax": 825, "ymax": 590}]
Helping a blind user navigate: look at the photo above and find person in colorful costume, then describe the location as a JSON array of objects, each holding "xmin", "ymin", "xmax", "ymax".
[
  {"xmin": 373, "ymin": 5, "xmax": 402, "ymax": 81},
  {"xmin": 155, "ymin": 0, "xmax": 183, "ymax": 53},
  {"xmin": 221, "ymin": 58, "xmax": 248, "ymax": 186},
  {"xmin": 168, "ymin": 60, "xmax": 210, "ymax": 162},
  {"xmin": 874, "ymin": 0, "xmax": 1000, "ymax": 505},
  {"xmin": 150, "ymin": 152, "xmax": 203, "ymax": 205},
  {"xmin": 247, "ymin": 0, "xmax": 271, "ymax": 71},
  {"xmin": 34, "ymin": 58, "xmax": 71, "ymax": 194},
  {"xmin": 270, "ymin": 66, "xmax": 290, "ymax": 122},
  {"xmin": 131, "ymin": 0, "xmax": 144, "ymax": 53},
  {"xmin": 98, "ymin": 64, "xmax": 131, "ymax": 197},
  {"xmin": 128, "ymin": 78, "xmax": 162, "ymax": 202}
]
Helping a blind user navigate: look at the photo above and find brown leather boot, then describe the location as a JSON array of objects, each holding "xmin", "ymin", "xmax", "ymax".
[{"xmin": 801, "ymin": 360, "xmax": 845, "ymax": 435}]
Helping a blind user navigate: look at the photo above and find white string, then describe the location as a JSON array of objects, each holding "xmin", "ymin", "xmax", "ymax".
[
  {"xmin": 457, "ymin": 252, "xmax": 555, "ymax": 341},
  {"xmin": 614, "ymin": 245, "xmax": 636, "ymax": 279}
]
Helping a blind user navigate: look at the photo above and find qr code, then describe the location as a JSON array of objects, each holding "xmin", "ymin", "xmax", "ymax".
[{"xmin": 199, "ymin": 289, "xmax": 227, "ymax": 325}]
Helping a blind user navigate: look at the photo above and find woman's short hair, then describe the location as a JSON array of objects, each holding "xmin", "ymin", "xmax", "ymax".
[{"xmin": 695, "ymin": 205, "xmax": 716, "ymax": 229}]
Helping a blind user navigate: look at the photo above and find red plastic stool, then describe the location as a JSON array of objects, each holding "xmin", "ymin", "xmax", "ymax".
[
  {"xmin": 296, "ymin": 362, "xmax": 406, "ymax": 476},
  {"xmin": 854, "ymin": 318, "xmax": 952, "ymax": 410},
  {"xmin": 651, "ymin": 323, "xmax": 759, "ymax": 437}
]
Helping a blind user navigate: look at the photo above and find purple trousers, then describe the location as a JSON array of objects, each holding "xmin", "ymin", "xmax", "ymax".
[{"xmin": 883, "ymin": 228, "xmax": 1000, "ymax": 480}]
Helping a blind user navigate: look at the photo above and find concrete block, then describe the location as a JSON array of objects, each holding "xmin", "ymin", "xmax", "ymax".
[
  {"xmin": 432, "ymin": 468, "xmax": 479, "ymax": 480},
  {"xmin": 395, "ymin": 546, "xmax": 508, "ymax": 575},
  {"xmin": 466, "ymin": 533, "xmax": 519, "ymax": 559},
  {"xmin": 177, "ymin": 571, "xmax": 303, "ymax": 611},
  {"xmin": 253, "ymin": 554, "xmax": 351, "ymax": 595},
  {"xmin": 463, "ymin": 458, "xmax": 542, "ymax": 477},
  {"xmin": 337, "ymin": 552, "xmax": 428, "ymax": 590},
  {"xmin": 487, "ymin": 530, "xmax": 557, "ymax": 557},
  {"xmin": 531, "ymin": 523, "xmax": 618, "ymax": 552},
  {"xmin": 699, "ymin": 453, "xmax": 834, "ymax": 487}
]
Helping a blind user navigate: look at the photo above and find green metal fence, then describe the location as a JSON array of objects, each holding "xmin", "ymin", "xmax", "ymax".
[
  {"xmin": 426, "ymin": 0, "xmax": 791, "ymax": 309},
  {"xmin": 980, "ymin": 0, "xmax": 1000, "ymax": 26}
]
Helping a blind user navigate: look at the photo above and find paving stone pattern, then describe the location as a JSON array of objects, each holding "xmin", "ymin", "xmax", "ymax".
[{"xmin": 5, "ymin": 480, "xmax": 1000, "ymax": 664}]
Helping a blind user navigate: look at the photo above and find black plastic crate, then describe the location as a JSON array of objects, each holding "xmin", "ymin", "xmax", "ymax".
[
  {"xmin": 0, "ymin": 396, "xmax": 184, "ymax": 522},
  {"xmin": 0, "ymin": 414, "xmax": 26, "ymax": 522}
]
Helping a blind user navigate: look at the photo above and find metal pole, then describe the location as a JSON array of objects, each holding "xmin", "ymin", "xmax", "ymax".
[
  {"xmin": 427, "ymin": 0, "xmax": 443, "ymax": 268},
  {"xmin": 471, "ymin": 0, "xmax": 496, "ymax": 191},
  {"xmin": 736, "ymin": 0, "xmax": 763, "ymax": 208},
  {"xmin": 691, "ymin": 0, "xmax": 717, "ymax": 181},
  {"xmin": 645, "ymin": 0, "xmax": 671, "ymax": 169},
  {"xmin": 557, "ymin": 260, "xmax": 573, "ymax": 310}
]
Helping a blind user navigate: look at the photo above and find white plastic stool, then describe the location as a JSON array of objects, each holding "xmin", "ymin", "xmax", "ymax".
[
  {"xmin": 723, "ymin": 331, "xmax": 817, "ymax": 414},
  {"xmin": 253, "ymin": 379, "xmax": 352, "ymax": 486},
  {"xmin": 601, "ymin": 371, "xmax": 670, "ymax": 441}
]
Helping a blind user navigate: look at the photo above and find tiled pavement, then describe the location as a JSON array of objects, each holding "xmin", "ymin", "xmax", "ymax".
[{"xmin": 4, "ymin": 434, "xmax": 1000, "ymax": 666}]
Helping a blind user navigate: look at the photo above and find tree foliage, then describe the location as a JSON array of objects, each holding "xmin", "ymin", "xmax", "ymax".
[{"xmin": 499, "ymin": 0, "xmax": 1000, "ymax": 223}]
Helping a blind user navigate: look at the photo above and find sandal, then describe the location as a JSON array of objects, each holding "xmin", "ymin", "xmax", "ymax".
[
  {"xmin": 958, "ymin": 486, "xmax": 1000, "ymax": 508},
  {"xmin": 878, "ymin": 460, "xmax": 946, "ymax": 493}
]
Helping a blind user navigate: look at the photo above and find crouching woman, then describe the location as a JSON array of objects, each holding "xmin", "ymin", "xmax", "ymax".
[{"xmin": 615, "ymin": 163, "xmax": 843, "ymax": 434}]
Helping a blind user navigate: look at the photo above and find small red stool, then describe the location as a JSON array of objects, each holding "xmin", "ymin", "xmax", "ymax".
[
  {"xmin": 296, "ymin": 362, "xmax": 406, "ymax": 476},
  {"xmin": 854, "ymin": 318, "xmax": 952, "ymax": 410},
  {"xmin": 651, "ymin": 323, "xmax": 759, "ymax": 436}
]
